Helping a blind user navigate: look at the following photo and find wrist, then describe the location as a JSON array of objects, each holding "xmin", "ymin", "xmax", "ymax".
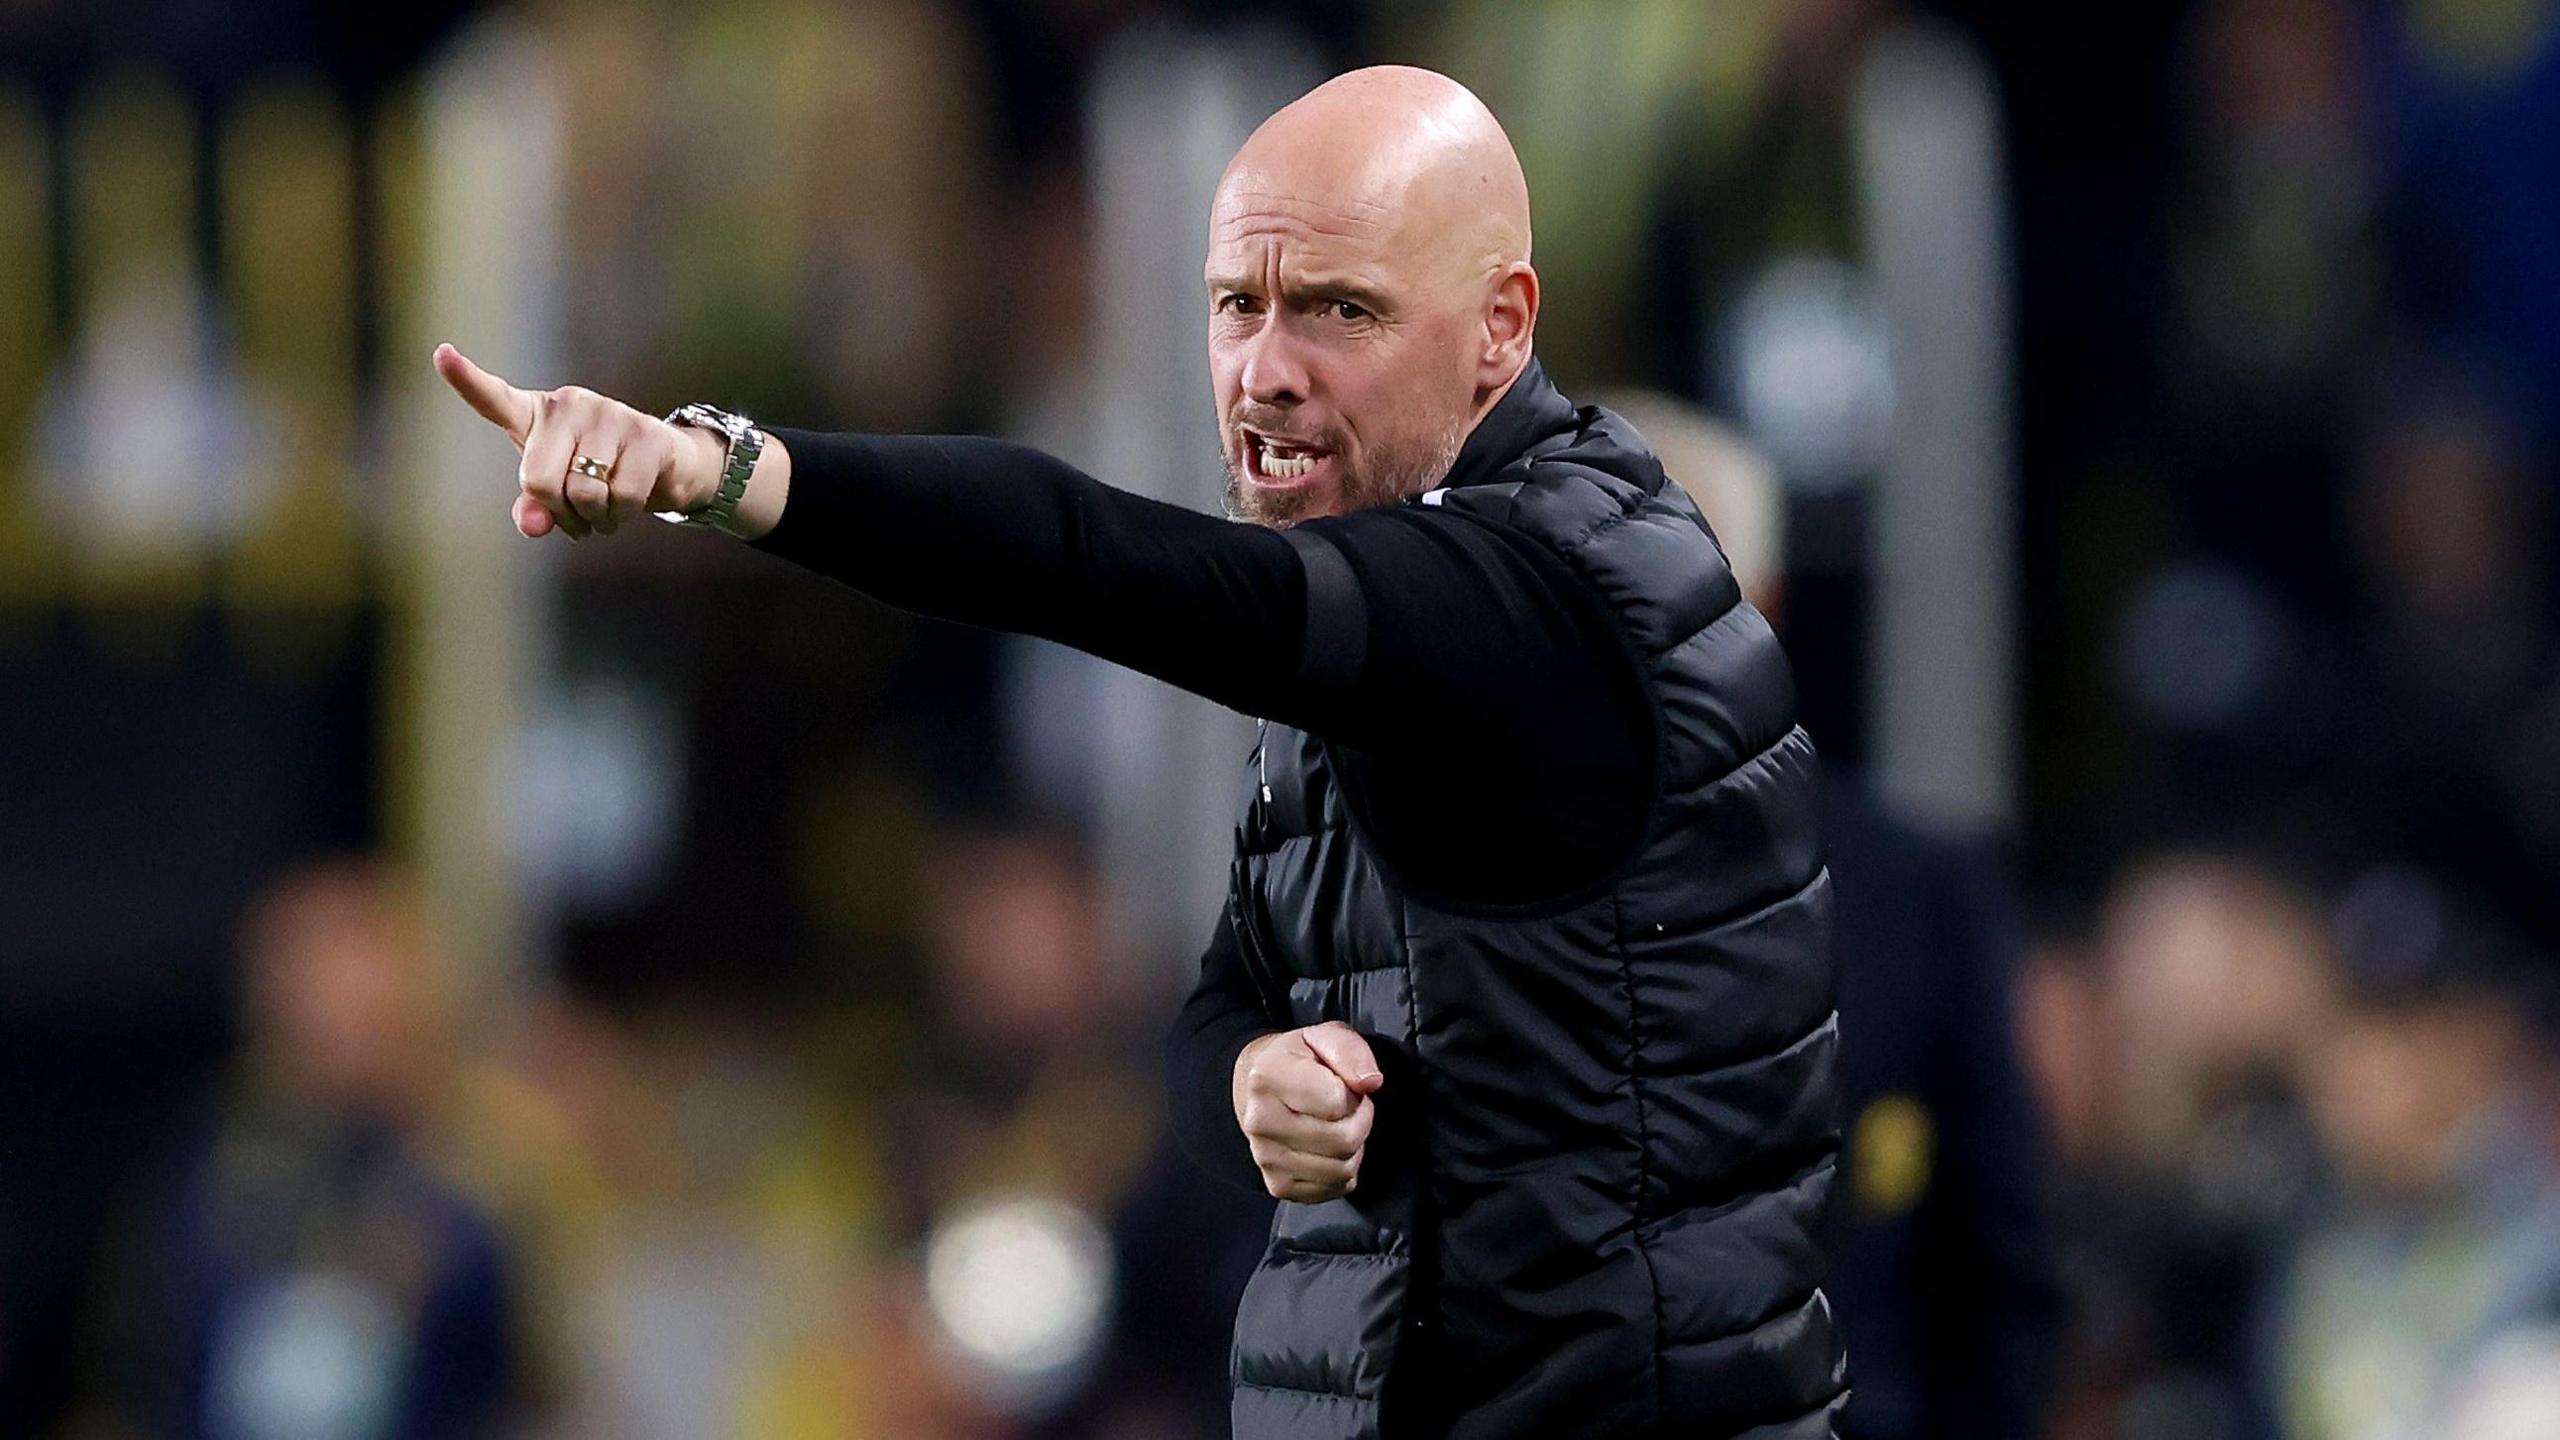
[
  {"xmin": 675, "ymin": 424, "xmax": 727, "ymax": 512},
  {"xmin": 656, "ymin": 403, "xmax": 767, "ymax": 536}
]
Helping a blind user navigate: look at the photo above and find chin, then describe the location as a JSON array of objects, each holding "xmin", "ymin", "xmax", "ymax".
[
  {"xmin": 1225, "ymin": 458, "xmax": 1346, "ymax": 529},
  {"xmin": 1226, "ymin": 480, "xmax": 1333, "ymax": 529}
]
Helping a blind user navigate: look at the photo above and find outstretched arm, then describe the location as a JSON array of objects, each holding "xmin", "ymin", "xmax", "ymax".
[
  {"xmin": 428, "ymin": 343, "xmax": 1640, "ymax": 782},
  {"xmin": 753, "ymin": 427, "xmax": 1316, "ymax": 726},
  {"xmin": 432, "ymin": 342, "xmax": 1325, "ymax": 724}
]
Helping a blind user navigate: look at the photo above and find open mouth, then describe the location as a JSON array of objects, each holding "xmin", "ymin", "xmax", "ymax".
[{"xmin": 1244, "ymin": 430, "xmax": 1332, "ymax": 486}]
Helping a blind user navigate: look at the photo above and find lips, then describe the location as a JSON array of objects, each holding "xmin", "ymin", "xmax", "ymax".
[{"xmin": 1243, "ymin": 428, "xmax": 1333, "ymax": 486}]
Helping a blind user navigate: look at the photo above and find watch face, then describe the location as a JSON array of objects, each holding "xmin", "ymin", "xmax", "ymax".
[{"xmin": 671, "ymin": 404, "xmax": 747, "ymax": 441}]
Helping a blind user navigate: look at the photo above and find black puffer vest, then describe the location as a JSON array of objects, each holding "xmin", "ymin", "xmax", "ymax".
[{"xmin": 1225, "ymin": 362, "xmax": 1847, "ymax": 1439}]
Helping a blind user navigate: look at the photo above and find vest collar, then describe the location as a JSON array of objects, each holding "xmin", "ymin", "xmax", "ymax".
[{"xmin": 1434, "ymin": 356, "xmax": 1578, "ymax": 494}]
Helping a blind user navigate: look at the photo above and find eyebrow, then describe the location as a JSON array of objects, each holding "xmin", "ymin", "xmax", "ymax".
[
  {"xmin": 1302, "ymin": 276, "xmax": 1393, "ymax": 311},
  {"xmin": 1205, "ymin": 271, "xmax": 1395, "ymax": 313}
]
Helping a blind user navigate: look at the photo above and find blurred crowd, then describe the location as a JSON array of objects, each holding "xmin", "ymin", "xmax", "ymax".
[{"xmin": 3, "ymin": 0, "xmax": 2558, "ymax": 1438}]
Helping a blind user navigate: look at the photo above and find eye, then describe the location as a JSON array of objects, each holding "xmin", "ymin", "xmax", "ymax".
[
  {"xmin": 1328, "ymin": 299, "xmax": 1370, "ymax": 322},
  {"xmin": 1217, "ymin": 292, "xmax": 1261, "ymax": 316}
]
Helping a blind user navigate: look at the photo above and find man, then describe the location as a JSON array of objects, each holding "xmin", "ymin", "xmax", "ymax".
[{"xmin": 436, "ymin": 66, "xmax": 1844, "ymax": 1439}]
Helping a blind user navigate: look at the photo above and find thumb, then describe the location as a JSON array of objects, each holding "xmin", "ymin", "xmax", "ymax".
[
  {"xmin": 432, "ymin": 342, "xmax": 533, "ymax": 447},
  {"xmin": 1305, "ymin": 1023, "xmax": 1385, "ymax": 1094}
]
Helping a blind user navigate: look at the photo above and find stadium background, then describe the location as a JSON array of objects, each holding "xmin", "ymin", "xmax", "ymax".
[{"xmin": 2, "ymin": 0, "xmax": 2557, "ymax": 1436}]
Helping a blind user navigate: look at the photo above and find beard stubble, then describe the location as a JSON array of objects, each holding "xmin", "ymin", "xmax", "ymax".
[{"xmin": 1220, "ymin": 412, "xmax": 1471, "ymax": 529}]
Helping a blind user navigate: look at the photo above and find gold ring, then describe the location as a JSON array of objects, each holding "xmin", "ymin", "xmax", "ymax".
[{"xmin": 570, "ymin": 453, "xmax": 612, "ymax": 482}]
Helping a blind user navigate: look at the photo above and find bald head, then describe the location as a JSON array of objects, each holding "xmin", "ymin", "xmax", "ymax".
[
  {"xmin": 1224, "ymin": 66, "xmax": 1531, "ymax": 288},
  {"xmin": 1206, "ymin": 67, "xmax": 1542, "ymax": 527}
]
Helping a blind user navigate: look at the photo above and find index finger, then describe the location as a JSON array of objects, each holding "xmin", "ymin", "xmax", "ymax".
[{"xmin": 433, "ymin": 342, "xmax": 534, "ymax": 447}]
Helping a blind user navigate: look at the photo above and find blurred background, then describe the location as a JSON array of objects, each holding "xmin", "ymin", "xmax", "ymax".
[{"xmin": 2, "ymin": 0, "xmax": 2557, "ymax": 1437}]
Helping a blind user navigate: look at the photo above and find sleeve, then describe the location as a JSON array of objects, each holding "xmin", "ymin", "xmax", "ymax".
[
  {"xmin": 752, "ymin": 429, "xmax": 1318, "ymax": 725},
  {"xmin": 1281, "ymin": 504, "xmax": 1643, "ymax": 767},
  {"xmin": 753, "ymin": 428, "xmax": 1640, "ymax": 764},
  {"xmin": 1162, "ymin": 910, "xmax": 1277, "ymax": 1195}
]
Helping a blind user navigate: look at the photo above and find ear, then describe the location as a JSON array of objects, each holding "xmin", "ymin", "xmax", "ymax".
[{"xmin": 1481, "ymin": 261, "xmax": 1539, "ymax": 384}]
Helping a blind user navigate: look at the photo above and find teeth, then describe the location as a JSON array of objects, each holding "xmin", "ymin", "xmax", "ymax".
[{"xmin": 1256, "ymin": 438, "xmax": 1317, "ymax": 480}]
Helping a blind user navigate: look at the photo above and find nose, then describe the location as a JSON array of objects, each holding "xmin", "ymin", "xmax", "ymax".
[{"xmin": 1238, "ymin": 316, "xmax": 1311, "ymax": 408}]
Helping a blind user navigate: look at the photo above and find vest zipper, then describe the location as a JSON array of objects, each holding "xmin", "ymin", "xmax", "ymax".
[{"xmin": 1255, "ymin": 717, "xmax": 1272, "ymax": 805}]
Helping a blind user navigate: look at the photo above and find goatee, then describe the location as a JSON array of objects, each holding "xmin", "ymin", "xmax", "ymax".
[{"xmin": 1221, "ymin": 418, "xmax": 1468, "ymax": 529}]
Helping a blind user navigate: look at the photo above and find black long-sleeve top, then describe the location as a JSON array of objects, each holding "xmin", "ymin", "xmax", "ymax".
[{"xmin": 751, "ymin": 413, "xmax": 1650, "ymax": 1194}]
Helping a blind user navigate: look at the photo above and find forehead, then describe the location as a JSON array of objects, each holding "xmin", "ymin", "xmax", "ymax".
[{"xmin": 1205, "ymin": 172, "xmax": 1407, "ymax": 279}]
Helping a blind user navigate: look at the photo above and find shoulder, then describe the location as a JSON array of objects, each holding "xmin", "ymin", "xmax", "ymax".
[
  {"xmin": 1292, "ymin": 501, "xmax": 1596, "ymax": 629},
  {"xmin": 1431, "ymin": 411, "xmax": 1746, "ymax": 657},
  {"xmin": 1424, "ymin": 405, "xmax": 1663, "ymax": 536}
]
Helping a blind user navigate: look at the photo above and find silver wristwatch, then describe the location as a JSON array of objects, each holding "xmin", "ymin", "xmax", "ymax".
[{"xmin": 656, "ymin": 402, "xmax": 763, "ymax": 533}]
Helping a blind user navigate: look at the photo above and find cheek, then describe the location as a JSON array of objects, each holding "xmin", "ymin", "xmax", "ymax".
[
  {"xmin": 1326, "ymin": 350, "xmax": 1409, "ymax": 442},
  {"xmin": 1356, "ymin": 331, "xmax": 1471, "ymax": 441},
  {"xmin": 1206, "ymin": 339, "xmax": 1239, "ymax": 400},
  {"xmin": 1430, "ymin": 314, "xmax": 1484, "ymax": 390}
]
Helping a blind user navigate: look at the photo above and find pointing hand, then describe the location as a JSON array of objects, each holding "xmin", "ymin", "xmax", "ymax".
[{"xmin": 432, "ymin": 342, "xmax": 725, "ymax": 540}]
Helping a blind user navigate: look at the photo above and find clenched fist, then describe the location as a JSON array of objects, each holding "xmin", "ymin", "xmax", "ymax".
[
  {"xmin": 1233, "ymin": 1021, "xmax": 1384, "ymax": 1204},
  {"xmin": 431, "ymin": 342, "xmax": 739, "ymax": 540}
]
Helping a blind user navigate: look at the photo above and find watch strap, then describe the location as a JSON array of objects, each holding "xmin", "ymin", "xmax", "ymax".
[{"xmin": 657, "ymin": 403, "xmax": 762, "ymax": 533}]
